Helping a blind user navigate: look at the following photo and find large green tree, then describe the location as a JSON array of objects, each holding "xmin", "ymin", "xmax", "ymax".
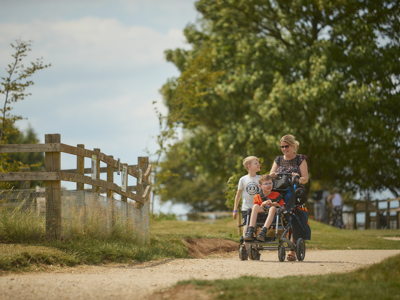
[{"xmin": 156, "ymin": 0, "xmax": 400, "ymax": 211}]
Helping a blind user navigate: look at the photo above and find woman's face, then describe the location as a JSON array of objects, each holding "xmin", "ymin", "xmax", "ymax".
[{"xmin": 280, "ymin": 142, "xmax": 293, "ymax": 155}]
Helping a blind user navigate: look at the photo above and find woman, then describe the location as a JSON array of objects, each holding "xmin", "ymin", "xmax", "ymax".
[
  {"xmin": 326, "ymin": 187, "xmax": 344, "ymax": 228},
  {"xmin": 269, "ymin": 134, "xmax": 309, "ymax": 261},
  {"xmin": 269, "ymin": 135, "xmax": 309, "ymax": 185}
]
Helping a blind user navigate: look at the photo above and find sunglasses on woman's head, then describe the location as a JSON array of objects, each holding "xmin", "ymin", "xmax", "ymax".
[{"xmin": 280, "ymin": 145, "xmax": 290, "ymax": 149}]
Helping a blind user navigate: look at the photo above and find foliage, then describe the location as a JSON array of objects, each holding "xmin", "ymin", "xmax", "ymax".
[
  {"xmin": 0, "ymin": 39, "xmax": 51, "ymax": 143},
  {"xmin": 150, "ymin": 212, "xmax": 178, "ymax": 221},
  {"xmin": 155, "ymin": 140, "xmax": 228, "ymax": 211},
  {"xmin": 155, "ymin": 0, "xmax": 400, "ymax": 211},
  {"xmin": 0, "ymin": 125, "xmax": 44, "ymax": 189}
]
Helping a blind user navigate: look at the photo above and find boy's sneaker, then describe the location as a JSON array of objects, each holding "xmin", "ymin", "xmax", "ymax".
[
  {"xmin": 257, "ymin": 226, "xmax": 268, "ymax": 242},
  {"xmin": 244, "ymin": 226, "xmax": 255, "ymax": 241}
]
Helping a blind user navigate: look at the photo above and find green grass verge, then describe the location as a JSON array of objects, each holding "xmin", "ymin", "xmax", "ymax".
[
  {"xmin": 177, "ymin": 253, "xmax": 400, "ymax": 300},
  {"xmin": 1, "ymin": 216, "xmax": 399, "ymax": 274}
]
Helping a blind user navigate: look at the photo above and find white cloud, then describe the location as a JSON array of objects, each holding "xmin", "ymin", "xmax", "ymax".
[{"xmin": 0, "ymin": 18, "xmax": 190, "ymax": 69}]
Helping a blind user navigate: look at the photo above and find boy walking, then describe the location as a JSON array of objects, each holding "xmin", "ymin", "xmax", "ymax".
[
  {"xmin": 232, "ymin": 156, "xmax": 261, "ymax": 241},
  {"xmin": 244, "ymin": 174, "xmax": 285, "ymax": 241}
]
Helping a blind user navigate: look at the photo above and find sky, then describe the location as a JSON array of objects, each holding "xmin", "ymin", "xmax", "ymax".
[{"xmin": 0, "ymin": 0, "xmax": 198, "ymax": 216}]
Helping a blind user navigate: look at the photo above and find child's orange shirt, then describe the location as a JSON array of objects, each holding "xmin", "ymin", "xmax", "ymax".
[{"xmin": 253, "ymin": 191, "xmax": 284, "ymax": 206}]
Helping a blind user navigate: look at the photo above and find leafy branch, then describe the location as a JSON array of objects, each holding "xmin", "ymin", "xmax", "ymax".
[{"xmin": 0, "ymin": 40, "xmax": 51, "ymax": 143}]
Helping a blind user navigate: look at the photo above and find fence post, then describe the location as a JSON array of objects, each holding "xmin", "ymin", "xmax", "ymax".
[
  {"xmin": 107, "ymin": 156, "xmax": 115, "ymax": 230},
  {"xmin": 121, "ymin": 163, "xmax": 128, "ymax": 202},
  {"xmin": 76, "ymin": 144, "xmax": 86, "ymax": 227},
  {"xmin": 375, "ymin": 199, "xmax": 380, "ymax": 229},
  {"xmin": 135, "ymin": 157, "xmax": 146, "ymax": 210},
  {"xmin": 93, "ymin": 148, "xmax": 100, "ymax": 194},
  {"xmin": 397, "ymin": 211, "xmax": 400, "ymax": 229},
  {"xmin": 386, "ymin": 199, "xmax": 390, "ymax": 229},
  {"xmin": 353, "ymin": 201, "xmax": 357, "ymax": 230},
  {"xmin": 77, "ymin": 144, "xmax": 85, "ymax": 191},
  {"xmin": 45, "ymin": 134, "xmax": 61, "ymax": 241},
  {"xmin": 365, "ymin": 198, "xmax": 370, "ymax": 229},
  {"xmin": 136, "ymin": 157, "xmax": 149, "ymax": 242},
  {"xmin": 20, "ymin": 167, "xmax": 31, "ymax": 211}
]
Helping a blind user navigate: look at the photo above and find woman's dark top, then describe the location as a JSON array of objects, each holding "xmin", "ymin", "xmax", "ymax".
[{"xmin": 274, "ymin": 155, "xmax": 307, "ymax": 176}]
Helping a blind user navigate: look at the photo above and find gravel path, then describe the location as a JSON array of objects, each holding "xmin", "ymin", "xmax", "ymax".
[{"xmin": 1, "ymin": 250, "xmax": 399, "ymax": 300}]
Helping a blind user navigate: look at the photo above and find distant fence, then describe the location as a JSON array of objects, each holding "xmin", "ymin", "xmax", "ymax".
[
  {"xmin": 0, "ymin": 133, "xmax": 151, "ymax": 241},
  {"xmin": 344, "ymin": 198, "xmax": 400, "ymax": 230},
  {"xmin": 309, "ymin": 197, "xmax": 400, "ymax": 230}
]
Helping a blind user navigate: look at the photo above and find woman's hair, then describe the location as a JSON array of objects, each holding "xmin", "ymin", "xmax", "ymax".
[{"xmin": 280, "ymin": 134, "xmax": 300, "ymax": 154}]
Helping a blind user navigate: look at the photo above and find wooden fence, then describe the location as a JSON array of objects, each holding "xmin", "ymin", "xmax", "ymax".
[
  {"xmin": 344, "ymin": 198, "xmax": 400, "ymax": 230},
  {"xmin": 0, "ymin": 133, "xmax": 151, "ymax": 240}
]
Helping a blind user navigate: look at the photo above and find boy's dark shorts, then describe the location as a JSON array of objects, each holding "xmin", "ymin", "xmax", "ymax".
[{"xmin": 241, "ymin": 209, "xmax": 269, "ymax": 225}]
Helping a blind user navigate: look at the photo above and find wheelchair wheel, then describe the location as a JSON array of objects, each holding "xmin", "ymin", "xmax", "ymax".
[
  {"xmin": 278, "ymin": 244, "xmax": 285, "ymax": 262},
  {"xmin": 239, "ymin": 244, "xmax": 248, "ymax": 261},
  {"xmin": 296, "ymin": 238, "xmax": 306, "ymax": 261},
  {"xmin": 248, "ymin": 244, "xmax": 260, "ymax": 260}
]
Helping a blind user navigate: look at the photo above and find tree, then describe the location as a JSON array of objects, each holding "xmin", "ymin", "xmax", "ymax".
[
  {"xmin": 156, "ymin": 0, "xmax": 400, "ymax": 211},
  {"xmin": 0, "ymin": 124, "xmax": 44, "ymax": 189},
  {"xmin": 0, "ymin": 39, "xmax": 51, "ymax": 143}
]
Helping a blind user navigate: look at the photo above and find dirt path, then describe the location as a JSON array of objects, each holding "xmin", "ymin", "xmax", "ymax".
[{"xmin": 1, "ymin": 247, "xmax": 399, "ymax": 300}]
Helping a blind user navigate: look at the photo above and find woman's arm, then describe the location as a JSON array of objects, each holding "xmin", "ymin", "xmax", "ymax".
[
  {"xmin": 269, "ymin": 161, "xmax": 278, "ymax": 178},
  {"xmin": 298, "ymin": 160, "xmax": 309, "ymax": 184}
]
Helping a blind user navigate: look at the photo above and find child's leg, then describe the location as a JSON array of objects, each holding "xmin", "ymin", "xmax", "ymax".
[
  {"xmin": 263, "ymin": 206, "xmax": 277, "ymax": 229},
  {"xmin": 249, "ymin": 205, "xmax": 264, "ymax": 227},
  {"xmin": 256, "ymin": 206, "xmax": 277, "ymax": 242},
  {"xmin": 244, "ymin": 205, "xmax": 264, "ymax": 242}
]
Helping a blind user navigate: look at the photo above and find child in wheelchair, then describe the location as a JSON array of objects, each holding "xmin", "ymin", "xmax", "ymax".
[
  {"xmin": 238, "ymin": 172, "xmax": 310, "ymax": 261},
  {"xmin": 244, "ymin": 174, "xmax": 285, "ymax": 242}
]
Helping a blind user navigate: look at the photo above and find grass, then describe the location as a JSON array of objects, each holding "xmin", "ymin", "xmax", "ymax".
[
  {"xmin": 176, "ymin": 253, "xmax": 400, "ymax": 300},
  {"xmin": 307, "ymin": 220, "xmax": 400, "ymax": 250},
  {"xmin": 0, "ymin": 206, "xmax": 399, "ymax": 274}
]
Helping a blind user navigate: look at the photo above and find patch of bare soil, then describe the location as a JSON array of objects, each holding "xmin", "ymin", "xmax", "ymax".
[
  {"xmin": 0, "ymin": 239, "xmax": 399, "ymax": 300},
  {"xmin": 183, "ymin": 238, "xmax": 238, "ymax": 258}
]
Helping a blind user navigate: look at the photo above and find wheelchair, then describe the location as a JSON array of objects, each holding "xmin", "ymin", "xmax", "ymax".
[{"xmin": 238, "ymin": 173, "xmax": 308, "ymax": 262}]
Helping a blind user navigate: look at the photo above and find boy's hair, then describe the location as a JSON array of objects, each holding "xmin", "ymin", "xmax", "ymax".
[
  {"xmin": 259, "ymin": 174, "xmax": 272, "ymax": 184},
  {"xmin": 243, "ymin": 156, "xmax": 259, "ymax": 171}
]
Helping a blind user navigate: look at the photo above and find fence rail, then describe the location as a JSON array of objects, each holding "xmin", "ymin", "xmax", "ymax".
[
  {"xmin": 0, "ymin": 133, "xmax": 151, "ymax": 241},
  {"xmin": 335, "ymin": 197, "xmax": 400, "ymax": 230}
]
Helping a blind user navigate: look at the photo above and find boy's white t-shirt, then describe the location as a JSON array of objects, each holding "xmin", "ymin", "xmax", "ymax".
[{"xmin": 238, "ymin": 175, "xmax": 260, "ymax": 211}]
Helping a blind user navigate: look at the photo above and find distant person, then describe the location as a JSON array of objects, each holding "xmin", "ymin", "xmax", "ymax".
[
  {"xmin": 313, "ymin": 188, "xmax": 329, "ymax": 222},
  {"xmin": 244, "ymin": 174, "xmax": 285, "ymax": 242},
  {"xmin": 312, "ymin": 190, "xmax": 323, "ymax": 222},
  {"xmin": 269, "ymin": 134, "xmax": 308, "ymax": 261},
  {"xmin": 327, "ymin": 187, "xmax": 344, "ymax": 228},
  {"xmin": 321, "ymin": 189, "xmax": 330, "ymax": 223},
  {"xmin": 232, "ymin": 156, "xmax": 261, "ymax": 248}
]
